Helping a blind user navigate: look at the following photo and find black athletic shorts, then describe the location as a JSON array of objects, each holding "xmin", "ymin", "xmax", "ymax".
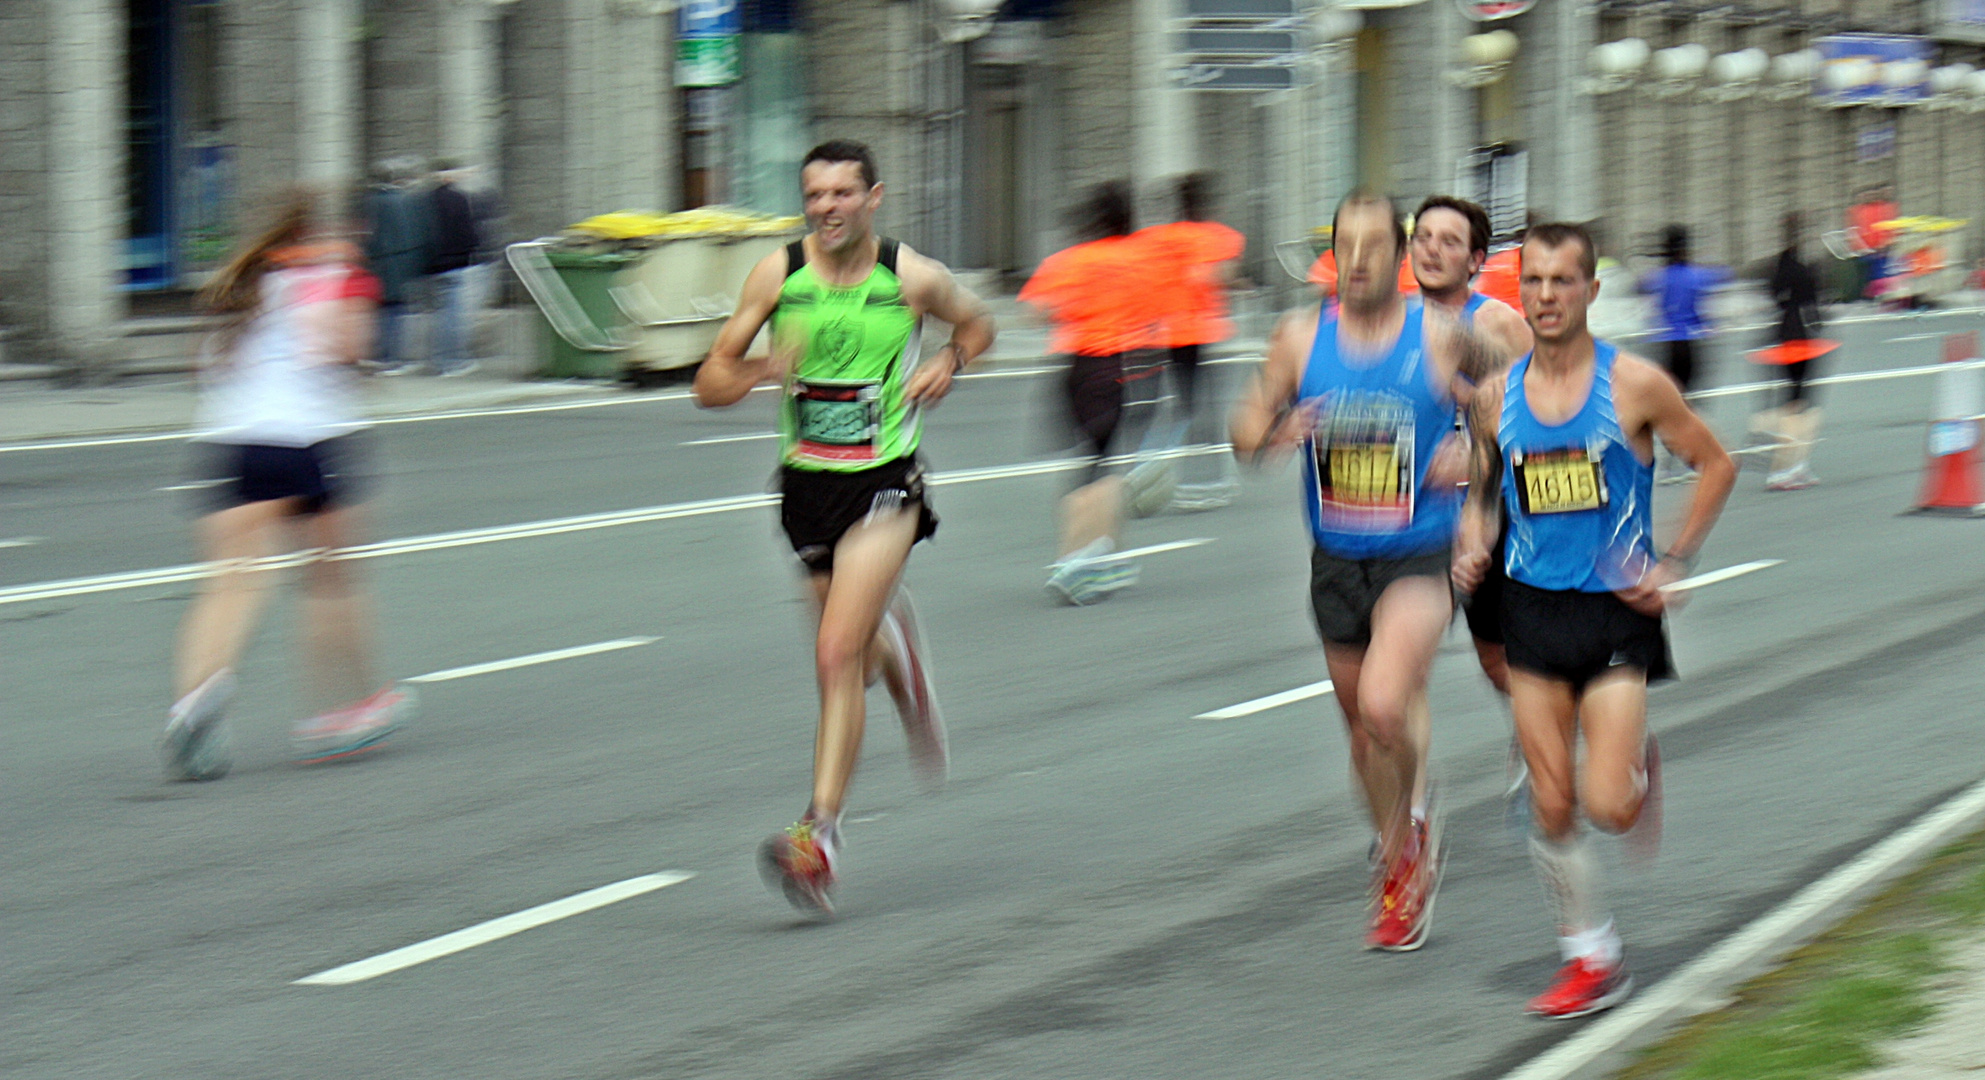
[
  {"xmin": 1461, "ymin": 520, "xmax": 1509, "ymax": 645},
  {"xmin": 779, "ymin": 455, "xmax": 938, "ymax": 574},
  {"xmin": 1065, "ymin": 353, "xmax": 1126, "ymax": 460},
  {"xmin": 194, "ymin": 433, "xmax": 370, "ymax": 515},
  {"xmin": 1309, "ymin": 546, "xmax": 1452, "ymax": 647},
  {"xmin": 1502, "ymin": 578, "xmax": 1674, "ymax": 692}
]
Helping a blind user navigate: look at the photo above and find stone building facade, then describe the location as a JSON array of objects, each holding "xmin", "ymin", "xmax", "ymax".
[{"xmin": 2, "ymin": 0, "xmax": 1980, "ymax": 372}]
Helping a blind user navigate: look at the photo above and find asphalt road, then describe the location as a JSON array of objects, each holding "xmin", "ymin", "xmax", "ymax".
[{"xmin": 5, "ymin": 310, "xmax": 1985, "ymax": 1079}]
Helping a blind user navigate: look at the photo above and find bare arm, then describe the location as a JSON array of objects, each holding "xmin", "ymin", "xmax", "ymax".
[
  {"xmin": 901, "ymin": 248, "xmax": 996, "ymax": 405},
  {"xmin": 692, "ymin": 250, "xmax": 789, "ymax": 408},
  {"xmin": 1452, "ymin": 378, "xmax": 1505, "ymax": 593},
  {"xmin": 1425, "ymin": 300, "xmax": 1521, "ymax": 391},
  {"xmin": 1474, "ymin": 298, "xmax": 1533, "ymax": 365},
  {"xmin": 1615, "ymin": 354, "xmax": 1737, "ymax": 612},
  {"xmin": 1230, "ymin": 306, "xmax": 1317, "ymax": 463}
]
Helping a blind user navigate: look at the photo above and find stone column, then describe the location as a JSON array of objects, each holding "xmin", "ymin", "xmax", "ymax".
[
  {"xmin": 1527, "ymin": 0, "xmax": 1597, "ymax": 222},
  {"xmin": 46, "ymin": 0, "xmax": 125, "ymax": 369},
  {"xmin": 440, "ymin": 0, "xmax": 503, "ymax": 181},
  {"xmin": 1132, "ymin": 0, "xmax": 1195, "ymax": 212},
  {"xmin": 297, "ymin": 0, "xmax": 359, "ymax": 194}
]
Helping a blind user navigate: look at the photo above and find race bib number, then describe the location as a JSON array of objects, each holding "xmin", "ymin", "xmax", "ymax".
[
  {"xmin": 793, "ymin": 380, "xmax": 880, "ymax": 462},
  {"xmin": 1513, "ymin": 446, "xmax": 1608, "ymax": 515},
  {"xmin": 1312, "ymin": 395, "xmax": 1416, "ymax": 533}
]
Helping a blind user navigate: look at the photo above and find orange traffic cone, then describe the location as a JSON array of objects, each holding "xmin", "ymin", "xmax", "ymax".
[{"xmin": 1911, "ymin": 332, "xmax": 1985, "ymax": 517}]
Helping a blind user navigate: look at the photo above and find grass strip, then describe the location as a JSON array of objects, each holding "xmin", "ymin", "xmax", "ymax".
[{"xmin": 1615, "ymin": 827, "xmax": 1985, "ymax": 1080}]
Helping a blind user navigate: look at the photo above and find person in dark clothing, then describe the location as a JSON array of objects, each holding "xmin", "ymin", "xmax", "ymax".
[
  {"xmin": 362, "ymin": 157, "xmax": 429, "ymax": 373},
  {"xmin": 1756, "ymin": 213, "xmax": 1831, "ymax": 490},
  {"xmin": 424, "ymin": 160, "xmax": 483, "ymax": 376}
]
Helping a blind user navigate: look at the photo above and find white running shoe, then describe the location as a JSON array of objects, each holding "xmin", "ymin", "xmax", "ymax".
[
  {"xmin": 293, "ymin": 684, "xmax": 412, "ymax": 764},
  {"xmin": 163, "ymin": 669, "xmax": 236, "ymax": 782}
]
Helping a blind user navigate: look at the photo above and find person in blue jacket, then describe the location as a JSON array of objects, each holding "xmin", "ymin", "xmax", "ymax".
[{"xmin": 1642, "ymin": 226, "xmax": 1731, "ymax": 396}]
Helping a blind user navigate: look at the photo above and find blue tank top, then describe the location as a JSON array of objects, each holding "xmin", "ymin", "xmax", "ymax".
[
  {"xmin": 1461, "ymin": 292, "xmax": 1488, "ymax": 321},
  {"xmin": 1499, "ymin": 341, "xmax": 1656, "ymax": 593},
  {"xmin": 1298, "ymin": 305, "xmax": 1460, "ymax": 557}
]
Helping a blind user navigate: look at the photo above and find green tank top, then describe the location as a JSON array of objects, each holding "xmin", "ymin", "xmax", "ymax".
[{"xmin": 772, "ymin": 237, "xmax": 923, "ymax": 471}]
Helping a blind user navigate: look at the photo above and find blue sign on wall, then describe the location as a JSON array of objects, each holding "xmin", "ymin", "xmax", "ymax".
[
  {"xmin": 679, "ymin": 0, "xmax": 742, "ymax": 39},
  {"xmin": 1814, "ymin": 34, "xmax": 1933, "ymax": 106}
]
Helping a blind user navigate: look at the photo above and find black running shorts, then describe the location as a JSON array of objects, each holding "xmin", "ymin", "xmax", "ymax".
[
  {"xmin": 1309, "ymin": 546, "xmax": 1452, "ymax": 647},
  {"xmin": 1461, "ymin": 521, "xmax": 1509, "ymax": 645},
  {"xmin": 780, "ymin": 456, "xmax": 938, "ymax": 574},
  {"xmin": 194, "ymin": 434, "xmax": 370, "ymax": 516},
  {"xmin": 1065, "ymin": 352, "xmax": 1126, "ymax": 460},
  {"xmin": 1502, "ymin": 578, "xmax": 1674, "ymax": 691}
]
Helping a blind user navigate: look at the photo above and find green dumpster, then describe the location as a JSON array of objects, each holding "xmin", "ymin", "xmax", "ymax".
[{"xmin": 536, "ymin": 249, "xmax": 641, "ymax": 379}]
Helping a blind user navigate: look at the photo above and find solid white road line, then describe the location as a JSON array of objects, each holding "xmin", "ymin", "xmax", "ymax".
[
  {"xmin": 404, "ymin": 637, "xmax": 660, "ymax": 684},
  {"xmin": 1691, "ymin": 357, "xmax": 1985, "ymax": 401},
  {"xmin": 1500, "ymin": 774, "xmax": 1985, "ymax": 1080},
  {"xmin": 1094, "ymin": 538, "xmax": 1217, "ymax": 563},
  {"xmin": 682, "ymin": 431, "xmax": 779, "ymax": 445},
  {"xmin": 0, "ymin": 537, "xmax": 42, "ymax": 549},
  {"xmin": 0, "ymin": 450, "xmax": 1238, "ymax": 607},
  {"xmin": 156, "ymin": 479, "xmax": 227, "ymax": 493},
  {"xmin": 1194, "ymin": 681, "xmax": 1335, "ymax": 721},
  {"xmin": 294, "ymin": 871, "xmax": 694, "ymax": 987},
  {"xmin": 1664, "ymin": 559, "xmax": 1785, "ymax": 593}
]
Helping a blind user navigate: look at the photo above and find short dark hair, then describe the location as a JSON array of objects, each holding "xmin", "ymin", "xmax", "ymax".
[
  {"xmin": 1414, "ymin": 195, "xmax": 1491, "ymax": 259},
  {"xmin": 1522, "ymin": 221, "xmax": 1598, "ymax": 280},
  {"xmin": 1332, "ymin": 191, "xmax": 1406, "ymax": 259},
  {"xmin": 1178, "ymin": 172, "xmax": 1215, "ymax": 222},
  {"xmin": 1070, "ymin": 180, "xmax": 1134, "ymax": 241},
  {"xmin": 802, "ymin": 140, "xmax": 878, "ymax": 189},
  {"xmin": 1662, "ymin": 224, "xmax": 1690, "ymax": 264}
]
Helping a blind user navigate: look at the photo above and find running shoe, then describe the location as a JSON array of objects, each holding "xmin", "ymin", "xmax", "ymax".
[
  {"xmin": 1527, "ymin": 957, "xmax": 1634, "ymax": 1018},
  {"xmin": 1625, "ymin": 733, "xmax": 1663, "ymax": 865},
  {"xmin": 293, "ymin": 684, "xmax": 410, "ymax": 764},
  {"xmin": 1045, "ymin": 540, "xmax": 1110, "ymax": 605},
  {"xmin": 758, "ymin": 816, "xmax": 838, "ymax": 917},
  {"xmin": 1367, "ymin": 819, "xmax": 1437, "ymax": 952},
  {"xmin": 882, "ymin": 589, "xmax": 948, "ymax": 792},
  {"xmin": 1765, "ymin": 463, "xmax": 1818, "ymax": 491},
  {"xmin": 163, "ymin": 669, "xmax": 236, "ymax": 782}
]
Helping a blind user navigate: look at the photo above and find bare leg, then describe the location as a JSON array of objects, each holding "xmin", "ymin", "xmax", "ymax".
[
  {"xmin": 173, "ymin": 499, "xmax": 293, "ymax": 699},
  {"xmin": 1357, "ymin": 576, "xmax": 1451, "ymax": 863},
  {"xmin": 1322, "ymin": 643, "xmax": 1390, "ymax": 831},
  {"xmin": 1057, "ymin": 475, "xmax": 1124, "ymax": 560},
  {"xmin": 294, "ymin": 505, "xmax": 377, "ymax": 714},
  {"xmin": 808, "ymin": 510, "xmax": 920, "ymax": 819},
  {"xmin": 1473, "ymin": 639, "xmax": 1512, "ymax": 697},
  {"xmin": 1578, "ymin": 670, "xmax": 1650, "ymax": 836},
  {"xmin": 1513, "ymin": 667, "xmax": 1614, "ymax": 951}
]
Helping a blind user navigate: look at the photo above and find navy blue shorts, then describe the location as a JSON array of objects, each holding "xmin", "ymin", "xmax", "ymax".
[{"xmin": 195, "ymin": 434, "xmax": 369, "ymax": 515}]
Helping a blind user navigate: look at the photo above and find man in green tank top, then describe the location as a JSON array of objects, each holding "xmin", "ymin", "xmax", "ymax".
[{"xmin": 696, "ymin": 140, "xmax": 995, "ymax": 916}]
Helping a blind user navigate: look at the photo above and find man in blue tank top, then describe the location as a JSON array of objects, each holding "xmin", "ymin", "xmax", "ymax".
[
  {"xmin": 1453, "ymin": 222, "xmax": 1735, "ymax": 1018},
  {"xmin": 1232, "ymin": 192, "xmax": 1511, "ymax": 953},
  {"xmin": 1410, "ymin": 195, "xmax": 1531, "ymax": 699}
]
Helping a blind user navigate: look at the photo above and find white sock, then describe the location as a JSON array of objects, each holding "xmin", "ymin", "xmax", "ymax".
[
  {"xmin": 1530, "ymin": 833, "xmax": 1612, "ymax": 956},
  {"xmin": 1563, "ymin": 920, "xmax": 1622, "ymax": 966}
]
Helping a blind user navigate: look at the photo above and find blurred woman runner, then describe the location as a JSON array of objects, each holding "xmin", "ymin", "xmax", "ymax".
[
  {"xmin": 163, "ymin": 190, "xmax": 410, "ymax": 781},
  {"xmin": 1139, "ymin": 173, "xmax": 1245, "ymax": 508}
]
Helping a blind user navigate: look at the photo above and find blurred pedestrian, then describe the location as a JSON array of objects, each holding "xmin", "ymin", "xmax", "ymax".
[
  {"xmin": 424, "ymin": 159, "xmax": 484, "ymax": 377},
  {"xmin": 695, "ymin": 140, "xmax": 994, "ymax": 917},
  {"xmin": 1231, "ymin": 191, "xmax": 1493, "ymax": 952},
  {"xmin": 1754, "ymin": 212, "xmax": 1832, "ymax": 491},
  {"xmin": 362, "ymin": 156, "xmax": 428, "ymax": 374},
  {"xmin": 164, "ymin": 190, "xmax": 410, "ymax": 782},
  {"xmin": 1641, "ymin": 225, "xmax": 1730, "ymax": 398},
  {"xmin": 1021, "ymin": 180, "xmax": 1164, "ymax": 604},
  {"xmin": 1135, "ymin": 173, "xmax": 1245, "ymax": 509}
]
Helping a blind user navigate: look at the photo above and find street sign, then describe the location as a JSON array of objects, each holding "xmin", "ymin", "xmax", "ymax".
[
  {"xmin": 1184, "ymin": 0, "xmax": 1297, "ymax": 16},
  {"xmin": 1178, "ymin": 29, "xmax": 1299, "ymax": 55},
  {"xmin": 1177, "ymin": 63, "xmax": 1297, "ymax": 90}
]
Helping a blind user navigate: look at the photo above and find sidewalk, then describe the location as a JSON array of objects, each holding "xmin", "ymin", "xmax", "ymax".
[{"xmin": 1615, "ymin": 826, "xmax": 1985, "ymax": 1080}]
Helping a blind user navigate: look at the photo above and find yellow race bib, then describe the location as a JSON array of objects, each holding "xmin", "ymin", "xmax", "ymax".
[{"xmin": 1513, "ymin": 446, "xmax": 1608, "ymax": 515}]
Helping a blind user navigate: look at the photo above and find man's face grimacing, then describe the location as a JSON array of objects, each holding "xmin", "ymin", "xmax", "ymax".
[
  {"xmin": 1518, "ymin": 238, "xmax": 1601, "ymax": 344},
  {"xmin": 1410, "ymin": 207, "xmax": 1481, "ymax": 295},
  {"xmin": 1335, "ymin": 201, "xmax": 1401, "ymax": 313},
  {"xmin": 801, "ymin": 160, "xmax": 881, "ymax": 255}
]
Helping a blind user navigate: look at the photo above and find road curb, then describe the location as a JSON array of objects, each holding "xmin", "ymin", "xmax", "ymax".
[{"xmin": 1500, "ymin": 775, "xmax": 1985, "ymax": 1080}]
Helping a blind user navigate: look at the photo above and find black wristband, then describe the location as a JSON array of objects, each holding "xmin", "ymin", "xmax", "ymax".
[{"xmin": 1661, "ymin": 550, "xmax": 1698, "ymax": 573}]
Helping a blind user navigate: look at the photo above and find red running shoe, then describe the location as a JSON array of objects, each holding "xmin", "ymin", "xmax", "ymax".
[
  {"xmin": 759, "ymin": 817, "xmax": 838, "ymax": 917},
  {"xmin": 1366, "ymin": 819, "xmax": 1438, "ymax": 952},
  {"xmin": 1527, "ymin": 957, "xmax": 1634, "ymax": 1018}
]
